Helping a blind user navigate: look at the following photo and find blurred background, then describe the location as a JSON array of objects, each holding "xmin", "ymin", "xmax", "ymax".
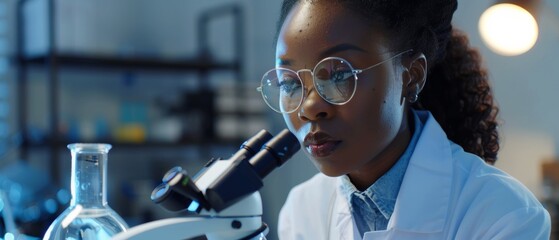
[{"xmin": 0, "ymin": 0, "xmax": 556, "ymax": 239}]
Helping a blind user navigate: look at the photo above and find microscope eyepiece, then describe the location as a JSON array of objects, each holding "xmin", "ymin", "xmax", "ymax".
[
  {"xmin": 249, "ymin": 129, "xmax": 300, "ymax": 178},
  {"xmin": 241, "ymin": 129, "xmax": 274, "ymax": 155},
  {"xmin": 151, "ymin": 129, "xmax": 300, "ymax": 214},
  {"xmin": 205, "ymin": 129, "xmax": 301, "ymax": 212}
]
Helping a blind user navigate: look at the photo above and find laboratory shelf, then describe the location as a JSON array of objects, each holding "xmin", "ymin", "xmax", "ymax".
[
  {"xmin": 23, "ymin": 138, "xmax": 247, "ymax": 149},
  {"xmin": 15, "ymin": 1, "xmax": 253, "ymax": 187},
  {"xmin": 21, "ymin": 54, "xmax": 240, "ymax": 72}
]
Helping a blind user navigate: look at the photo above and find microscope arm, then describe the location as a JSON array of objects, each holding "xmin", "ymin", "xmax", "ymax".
[
  {"xmin": 112, "ymin": 192, "xmax": 265, "ymax": 240},
  {"xmin": 111, "ymin": 216, "xmax": 262, "ymax": 240}
]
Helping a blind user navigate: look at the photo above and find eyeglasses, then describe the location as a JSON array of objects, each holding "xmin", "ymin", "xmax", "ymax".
[{"xmin": 256, "ymin": 49, "xmax": 412, "ymax": 113}]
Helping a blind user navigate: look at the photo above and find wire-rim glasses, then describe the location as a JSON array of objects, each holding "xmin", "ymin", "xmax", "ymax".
[{"xmin": 257, "ymin": 49, "xmax": 413, "ymax": 113}]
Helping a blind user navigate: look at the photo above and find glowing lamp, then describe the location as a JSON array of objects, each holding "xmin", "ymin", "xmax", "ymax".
[{"xmin": 479, "ymin": 2, "xmax": 539, "ymax": 56}]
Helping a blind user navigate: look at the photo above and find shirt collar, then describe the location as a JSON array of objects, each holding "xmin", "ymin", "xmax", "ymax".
[{"xmin": 339, "ymin": 110, "xmax": 424, "ymax": 220}]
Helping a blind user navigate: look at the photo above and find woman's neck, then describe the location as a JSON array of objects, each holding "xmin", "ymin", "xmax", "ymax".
[{"xmin": 348, "ymin": 111, "xmax": 415, "ymax": 191}]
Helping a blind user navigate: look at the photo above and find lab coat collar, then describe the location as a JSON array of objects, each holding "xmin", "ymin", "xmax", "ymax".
[
  {"xmin": 387, "ymin": 111, "xmax": 452, "ymax": 233},
  {"xmin": 334, "ymin": 111, "xmax": 452, "ymax": 235}
]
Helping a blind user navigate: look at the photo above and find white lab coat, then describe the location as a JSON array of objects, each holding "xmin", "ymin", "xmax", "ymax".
[{"xmin": 278, "ymin": 111, "xmax": 551, "ymax": 240}]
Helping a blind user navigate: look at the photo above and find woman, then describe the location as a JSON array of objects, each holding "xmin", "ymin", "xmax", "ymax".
[{"xmin": 257, "ymin": 0, "xmax": 551, "ymax": 239}]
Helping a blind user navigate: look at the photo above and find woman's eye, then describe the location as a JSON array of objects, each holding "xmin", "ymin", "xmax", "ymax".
[
  {"xmin": 278, "ymin": 78, "xmax": 301, "ymax": 95},
  {"xmin": 331, "ymin": 69, "xmax": 352, "ymax": 82}
]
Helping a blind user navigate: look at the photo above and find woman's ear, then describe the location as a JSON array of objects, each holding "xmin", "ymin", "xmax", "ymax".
[{"xmin": 402, "ymin": 52, "xmax": 427, "ymax": 103}]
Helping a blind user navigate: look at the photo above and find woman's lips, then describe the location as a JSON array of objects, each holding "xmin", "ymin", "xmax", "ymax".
[
  {"xmin": 306, "ymin": 141, "xmax": 341, "ymax": 157},
  {"xmin": 303, "ymin": 131, "xmax": 341, "ymax": 157}
]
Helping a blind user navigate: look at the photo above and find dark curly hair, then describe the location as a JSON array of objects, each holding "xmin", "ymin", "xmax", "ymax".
[{"xmin": 276, "ymin": 0, "xmax": 500, "ymax": 164}]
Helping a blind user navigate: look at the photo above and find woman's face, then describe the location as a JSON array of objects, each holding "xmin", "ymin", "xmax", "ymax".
[{"xmin": 276, "ymin": 1, "xmax": 412, "ymax": 184}]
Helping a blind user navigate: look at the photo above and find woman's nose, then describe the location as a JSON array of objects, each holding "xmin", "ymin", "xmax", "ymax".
[{"xmin": 297, "ymin": 74, "xmax": 333, "ymax": 121}]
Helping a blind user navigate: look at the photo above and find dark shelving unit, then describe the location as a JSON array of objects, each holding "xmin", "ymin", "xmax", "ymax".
[
  {"xmin": 15, "ymin": 1, "xmax": 254, "ymax": 184},
  {"xmin": 22, "ymin": 54, "xmax": 240, "ymax": 72}
]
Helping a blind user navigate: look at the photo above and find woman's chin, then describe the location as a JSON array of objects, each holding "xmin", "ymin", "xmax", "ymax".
[{"xmin": 313, "ymin": 161, "xmax": 348, "ymax": 177}]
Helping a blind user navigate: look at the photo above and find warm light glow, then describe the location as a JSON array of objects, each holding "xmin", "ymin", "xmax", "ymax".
[{"xmin": 479, "ymin": 3, "xmax": 539, "ymax": 56}]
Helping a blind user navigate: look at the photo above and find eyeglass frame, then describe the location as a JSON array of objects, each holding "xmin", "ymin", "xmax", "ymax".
[{"xmin": 257, "ymin": 49, "xmax": 414, "ymax": 114}]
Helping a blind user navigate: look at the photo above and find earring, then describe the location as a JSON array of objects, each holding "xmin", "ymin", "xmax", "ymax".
[{"xmin": 408, "ymin": 93, "xmax": 419, "ymax": 103}]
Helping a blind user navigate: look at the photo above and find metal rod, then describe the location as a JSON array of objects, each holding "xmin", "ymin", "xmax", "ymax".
[
  {"xmin": 16, "ymin": 0, "xmax": 29, "ymax": 160},
  {"xmin": 48, "ymin": 0, "xmax": 60, "ymax": 185},
  {"xmin": 196, "ymin": 4, "xmax": 245, "ymax": 138}
]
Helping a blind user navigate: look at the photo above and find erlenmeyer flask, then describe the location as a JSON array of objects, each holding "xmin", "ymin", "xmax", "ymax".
[{"xmin": 43, "ymin": 143, "xmax": 128, "ymax": 239}]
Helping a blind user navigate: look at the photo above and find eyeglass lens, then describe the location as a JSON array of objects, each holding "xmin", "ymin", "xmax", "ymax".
[{"xmin": 261, "ymin": 58, "xmax": 356, "ymax": 113}]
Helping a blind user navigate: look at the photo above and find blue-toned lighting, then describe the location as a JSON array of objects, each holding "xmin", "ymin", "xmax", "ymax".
[
  {"xmin": 4, "ymin": 232, "xmax": 14, "ymax": 240},
  {"xmin": 57, "ymin": 189, "xmax": 71, "ymax": 205},
  {"xmin": 187, "ymin": 201, "xmax": 200, "ymax": 212},
  {"xmin": 23, "ymin": 205, "xmax": 40, "ymax": 221},
  {"xmin": 44, "ymin": 198, "xmax": 58, "ymax": 214}
]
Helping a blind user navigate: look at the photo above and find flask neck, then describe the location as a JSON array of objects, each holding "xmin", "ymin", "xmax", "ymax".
[{"xmin": 69, "ymin": 144, "xmax": 111, "ymax": 208}]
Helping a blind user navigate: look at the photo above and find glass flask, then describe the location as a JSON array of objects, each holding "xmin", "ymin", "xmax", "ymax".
[{"xmin": 43, "ymin": 143, "xmax": 128, "ymax": 240}]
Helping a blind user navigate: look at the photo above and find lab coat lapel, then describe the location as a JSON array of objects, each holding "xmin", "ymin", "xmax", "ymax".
[
  {"xmin": 331, "ymin": 188, "xmax": 355, "ymax": 240},
  {"xmin": 361, "ymin": 112, "xmax": 453, "ymax": 239},
  {"xmin": 333, "ymin": 111, "xmax": 453, "ymax": 239},
  {"xmin": 387, "ymin": 111, "xmax": 453, "ymax": 232}
]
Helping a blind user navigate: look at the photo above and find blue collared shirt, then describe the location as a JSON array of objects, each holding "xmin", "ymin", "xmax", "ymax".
[{"xmin": 340, "ymin": 110, "xmax": 424, "ymax": 237}]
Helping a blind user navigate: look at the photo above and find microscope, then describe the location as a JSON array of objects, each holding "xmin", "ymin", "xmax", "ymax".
[{"xmin": 112, "ymin": 129, "xmax": 300, "ymax": 240}]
